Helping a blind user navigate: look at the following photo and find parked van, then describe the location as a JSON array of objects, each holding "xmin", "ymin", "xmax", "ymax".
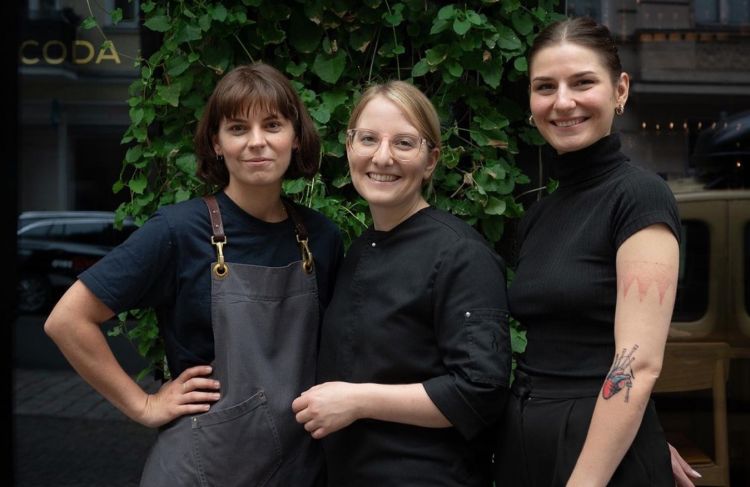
[
  {"xmin": 668, "ymin": 179, "xmax": 750, "ymax": 358},
  {"xmin": 661, "ymin": 179, "xmax": 750, "ymax": 485}
]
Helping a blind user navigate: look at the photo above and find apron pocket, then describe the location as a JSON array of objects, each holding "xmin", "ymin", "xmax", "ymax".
[{"xmin": 191, "ymin": 390, "xmax": 282, "ymax": 487}]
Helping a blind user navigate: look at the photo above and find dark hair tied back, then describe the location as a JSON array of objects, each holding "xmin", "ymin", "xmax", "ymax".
[{"xmin": 528, "ymin": 17, "xmax": 622, "ymax": 83}]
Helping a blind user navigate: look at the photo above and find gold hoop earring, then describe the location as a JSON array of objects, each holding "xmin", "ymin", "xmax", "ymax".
[
  {"xmin": 615, "ymin": 105, "xmax": 625, "ymax": 116},
  {"xmin": 528, "ymin": 115, "xmax": 536, "ymax": 127}
]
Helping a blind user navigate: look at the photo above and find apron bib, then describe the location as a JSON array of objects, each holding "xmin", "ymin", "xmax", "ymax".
[{"xmin": 139, "ymin": 196, "xmax": 321, "ymax": 487}]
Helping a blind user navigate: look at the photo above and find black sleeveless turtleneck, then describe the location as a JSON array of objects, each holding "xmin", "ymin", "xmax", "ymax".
[{"xmin": 509, "ymin": 133, "xmax": 681, "ymax": 380}]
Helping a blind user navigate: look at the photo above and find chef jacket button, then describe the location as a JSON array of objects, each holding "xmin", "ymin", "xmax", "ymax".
[
  {"xmin": 465, "ymin": 311, "xmax": 471, "ymax": 318},
  {"xmin": 371, "ymin": 242, "xmax": 376, "ymax": 247}
]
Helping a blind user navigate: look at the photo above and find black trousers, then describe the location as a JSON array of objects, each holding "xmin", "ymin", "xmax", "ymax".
[{"xmin": 493, "ymin": 372, "xmax": 673, "ymax": 487}]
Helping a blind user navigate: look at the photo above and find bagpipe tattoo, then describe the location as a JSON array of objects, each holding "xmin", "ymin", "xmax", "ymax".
[{"xmin": 602, "ymin": 345, "xmax": 639, "ymax": 402}]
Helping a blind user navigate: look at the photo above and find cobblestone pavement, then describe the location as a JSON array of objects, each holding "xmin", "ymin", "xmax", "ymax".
[{"xmin": 13, "ymin": 368, "xmax": 159, "ymax": 487}]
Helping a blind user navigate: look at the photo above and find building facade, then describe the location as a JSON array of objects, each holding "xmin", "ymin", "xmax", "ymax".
[{"xmin": 19, "ymin": 0, "xmax": 141, "ymax": 212}]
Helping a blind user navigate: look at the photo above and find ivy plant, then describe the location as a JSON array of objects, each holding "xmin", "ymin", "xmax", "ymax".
[{"xmin": 87, "ymin": 0, "xmax": 561, "ymax": 379}]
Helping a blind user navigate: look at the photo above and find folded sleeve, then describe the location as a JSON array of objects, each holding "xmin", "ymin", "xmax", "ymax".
[{"xmin": 422, "ymin": 237, "xmax": 512, "ymax": 440}]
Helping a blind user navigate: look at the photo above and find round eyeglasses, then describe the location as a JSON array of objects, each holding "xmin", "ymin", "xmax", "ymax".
[{"xmin": 346, "ymin": 129, "xmax": 432, "ymax": 163}]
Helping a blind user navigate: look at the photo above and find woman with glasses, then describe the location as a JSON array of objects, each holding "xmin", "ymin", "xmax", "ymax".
[{"xmin": 292, "ymin": 81, "xmax": 511, "ymax": 486}]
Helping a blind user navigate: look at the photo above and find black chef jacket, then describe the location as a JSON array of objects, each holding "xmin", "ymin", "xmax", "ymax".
[{"xmin": 318, "ymin": 207, "xmax": 511, "ymax": 487}]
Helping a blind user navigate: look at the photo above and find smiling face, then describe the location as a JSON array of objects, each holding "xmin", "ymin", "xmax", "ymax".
[
  {"xmin": 348, "ymin": 95, "xmax": 438, "ymax": 229},
  {"xmin": 213, "ymin": 108, "xmax": 297, "ymax": 193},
  {"xmin": 529, "ymin": 42, "xmax": 629, "ymax": 154}
]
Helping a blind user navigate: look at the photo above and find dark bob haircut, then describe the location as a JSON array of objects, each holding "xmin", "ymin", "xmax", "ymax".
[{"xmin": 194, "ymin": 62, "xmax": 321, "ymax": 187}]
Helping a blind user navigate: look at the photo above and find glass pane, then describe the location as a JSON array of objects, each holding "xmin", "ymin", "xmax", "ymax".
[
  {"xmin": 728, "ymin": 0, "xmax": 750, "ymax": 25},
  {"xmin": 694, "ymin": 0, "xmax": 719, "ymax": 24},
  {"xmin": 673, "ymin": 220, "xmax": 710, "ymax": 322}
]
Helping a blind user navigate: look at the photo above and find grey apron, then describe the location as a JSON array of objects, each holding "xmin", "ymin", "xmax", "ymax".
[{"xmin": 139, "ymin": 196, "xmax": 322, "ymax": 487}]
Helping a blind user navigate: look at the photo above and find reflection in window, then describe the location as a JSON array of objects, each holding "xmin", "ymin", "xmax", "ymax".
[{"xmin": 673, "ymin": 221, "xmax": 710, "ymax": 322}]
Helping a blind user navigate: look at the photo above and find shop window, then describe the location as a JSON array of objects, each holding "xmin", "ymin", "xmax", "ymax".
[{"xmin": 673, "ymin": 221, "xmax": 710, "ymax": 322}]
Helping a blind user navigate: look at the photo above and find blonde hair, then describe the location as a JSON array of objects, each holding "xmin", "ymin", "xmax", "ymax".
[{"xmin": 347, "ymin": 80, "xmax": 441, "ymax": 152}]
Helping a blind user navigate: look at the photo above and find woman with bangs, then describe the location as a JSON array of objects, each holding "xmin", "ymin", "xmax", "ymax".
[{"xmin": 45, "ymin": 63, "xmax": 343, "ymax": 486}]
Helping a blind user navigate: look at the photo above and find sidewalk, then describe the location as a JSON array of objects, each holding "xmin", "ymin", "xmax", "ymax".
[{"xmin": 12, "ymin": 368, "xmax": 159, "ymax": 487}]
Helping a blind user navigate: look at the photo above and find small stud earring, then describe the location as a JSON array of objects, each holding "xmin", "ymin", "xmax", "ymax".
[
  {"xmin": 528, "ymin": 115, "xmax": 536, "ymax": 127},
  {"xmin": 217, "ymin": 154, "xmax": 225, "ymax": 163},
  {"xmin": 615, "ymin": 104, "xmax": 625, "ymax": 116}
]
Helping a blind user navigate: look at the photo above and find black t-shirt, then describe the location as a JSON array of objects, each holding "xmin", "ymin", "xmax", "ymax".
[
  {"xmin": 509, "ymin": 134, "xmax": 681, "ymax": 380},
  {"xmin": 80, "ymin": 191, "xmax": 344, "ymax": 377},
  {"xmin": 318, "ymin": 207, "xmax": 511, "ymax": 487}
]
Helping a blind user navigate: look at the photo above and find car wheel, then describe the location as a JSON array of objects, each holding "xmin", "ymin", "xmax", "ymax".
[{"xmin": 17, "ymin": 274, "xmax": 52, "ymax": 314}]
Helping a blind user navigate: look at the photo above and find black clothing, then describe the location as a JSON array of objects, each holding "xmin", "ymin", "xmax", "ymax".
[
  {"xmin": 318, "ymin": 207, "xmax": 511, "ymax": 487},
  {"xmin": 496, "ymin": 371, "xmax": 673, "ymax": 486},
  {"xmin": 510, "ymin": 134, "xmax": 680, "ymax": 380},
  {"xmin": 495, "ymin": 134, "xmax": 679, "ymax": 486},
  {"xmin": 80, "ymin": 191, "xmax": 344, "ymax": 377}
]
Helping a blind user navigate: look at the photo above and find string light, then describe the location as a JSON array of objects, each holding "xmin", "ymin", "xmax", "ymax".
[{"xmin": 669, "ymin": 122, "xmax": 674, "ymax": 130}]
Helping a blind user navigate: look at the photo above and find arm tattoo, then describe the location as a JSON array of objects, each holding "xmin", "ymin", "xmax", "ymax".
[{"xmin": 602, "ymin": 345, "xmax": 639, "ymax": 402}]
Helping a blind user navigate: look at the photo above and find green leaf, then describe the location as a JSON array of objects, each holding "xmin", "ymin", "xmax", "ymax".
[
  {"xmin": 511, "ymin": 10, "xmax": 534, "ymax": 35},
  {"xmin": 211, "ymin": 4, "xmax": 228, "ymax": 21},
  {"xmin": 479, "ymin": 64, "xmax": 501, "ymax": 88},
  {"xmin": 156, "ymin": 83, "xmax": 181, "ymax": 107},
  {"xmin": 467, "ymin": 10, "xmax": 483, "ymax": 25},
  {"xmin": 425, "ymin": 46, "xmax": 448, "ymax": 66},
  {"xmin": 411, "ymin": 58, "xmax": 430, "ymax": 77},
  {"xmin": 453, "ymin": 18, "xmax": 471, "ymax": 35},
  {"xmin": 125, "ymin": 146, "xmax": 143, "ymax": 163},
  {"xmin": 485, "ymin": 196, "xmax": 507, "ymax": 215},
  {"xmin": 144, "ymin": 15, "xmax": 171, "ymax": 33},
  {"xmin": 383, "ymin": 3, "xmax": 404, "ymax": 26},
  {"xmin": 198, "ymin": 14, "xmax": 211, "ymax": 31},
  {"xmin": 128, "ymin": 174, "xmax": 148, "ymax": 194},
  {"xmin": 166, "ymin": 56, "xmax": 191, "ymax": 76},
  {"xmin": 112, "ymin": 180, "xmax": 125, "ymax": 193},
  {"xmin": 497, "ymin": 26, "xmax": 523, "ymax": 50},
  {"xmin": 437, "ymin": 5, "xmax": 455, "ymax": 20},
  {"xmin": 312, "ymin": 51, "xmax": 347, "ymax": 84},
  {"xmin": 513, "ymin": 56, "xmax": 527, "ymax": 72},
  {"xmin": 332, "ymin": 175, "xmax": 351, "ymax": 188},
  {"xmin": 176, "ymin": 154, "xmax": 196, "ymax": 175},
  {"xmin": 129, "ymin": 107, "xmax": 144, "ymax": 125},
  {"xmin": 310, "ymin": 105, "xmax": 331, "ymax": 124},
  {"xmin": 174, "ymin": 189, "xmax": 191, "ymax": 203},
  {"xmin": 430, "ymin": 19, "xmax": 451, "ymax": 35},
  {"xmin": 111, "ymin": 8, "xmax": 123, "ymax": 25},
  {"xmin": 81, "ymin": 16, "xmax": 97, "ymax": 30},
  {"xmin": 446, "ymin": 61, "xmax": 463, "ymax": 77},
  {"xmin": 283, "ymin": 178, "xmax": 307, "ymax": 195},
  {"xmin": 286, "ymin": 61, "xmax": 308, "ymax": 77},
  {"xmin": 174, "ymin": 23, "xmax": 202, "ymax": 43},
  {"xmin": 141, "ymin": 2, "xmax": 155, "ymax": 13},
  {"xmin": 321, "ymin": 90, "xmax": 348, "ymax": 111}
]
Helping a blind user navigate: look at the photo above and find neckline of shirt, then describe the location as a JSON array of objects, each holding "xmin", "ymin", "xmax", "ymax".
[
  {"xmin": 366, "ymin": 206, "xmax": 433, "ymax": 241},
  {"xmin": 548, "ymin": 133, "xmax": 629, "ymax": 189},
  {"xmin": 217, "ymin": 191, "xmax": 292, "ymax": 233}
]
